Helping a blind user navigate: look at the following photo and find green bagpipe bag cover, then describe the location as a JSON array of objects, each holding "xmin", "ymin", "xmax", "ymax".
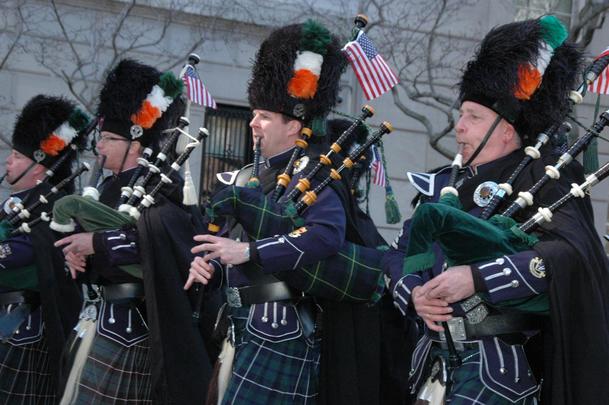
[
  {"xmin": 208, "ymin": 185, "xmax": 386, "ymax": 303},
  {"xmin": 404, "ymin": 193, "xmax": 546, "ymax": 313},
  {"xmin": 51, "ymin": 195, "xmax": 143, "ymax": 279}
]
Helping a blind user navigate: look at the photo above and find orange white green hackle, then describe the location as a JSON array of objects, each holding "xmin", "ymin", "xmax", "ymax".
[
  {"xmin": 514, "ymin": 15, "xmax": 568, "ymax": 100},
  {"xmin": 130, "ymin": 71, "xmax": 184, "ymax": 129},
  {"xmin": 39, "ymin": 109, "xmax": 90, "ymax": 156},
  {"xmin": 287, "ymin": 20, "xmax": 332, "ymax": 100}
]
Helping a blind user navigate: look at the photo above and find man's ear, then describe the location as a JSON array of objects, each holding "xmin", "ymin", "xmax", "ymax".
[
  {"xmin": 32, "ymin": 163, "xmax": 47, "ymax": 177},
  {"xmin": 502, "ymin": 121, "xmax": 518, "ymax": 145},
  {"xmin": 286, "ymin": 119, "xmax": 303, "ymax": 137},
  {"xmin": 129, "ymin": 140, "xmax": 144, "ymax": 156}
]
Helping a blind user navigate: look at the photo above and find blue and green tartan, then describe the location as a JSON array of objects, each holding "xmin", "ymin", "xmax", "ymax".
[
  {"xmin": 222, "ymin": 307, "xmax": 320, "ymax": 405},
  {"xmin": 0, "ymin": 335, "xmax": 55, "ymax": 404},
  {"xmin": 66, "ymin": 331, "xmax": 152, "ymax": 404},
  {"xmin": 210, "ymin": 186, "xmax": 385, "ymax": 303},
  {"xmin": 426, "ymin": 347, "xmax": 538, "ymax": 405}
]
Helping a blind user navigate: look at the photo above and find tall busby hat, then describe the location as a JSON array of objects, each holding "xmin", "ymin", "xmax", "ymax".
[
  {"xmin": 98, "ymin": 59, "xmax": 184, "ymax": 148},
  {"xmin": 11, "ymin": 95, "xmax": 90, "ymax": 169},
  {"xmin": 248, "ymin": 20, "xmax": 346, "ymax": 130},
  {"xmin": 459, "ymin": 15, "xmax": 582, "ymax": 144}
]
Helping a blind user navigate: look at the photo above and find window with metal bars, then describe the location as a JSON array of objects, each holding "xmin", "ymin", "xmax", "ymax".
[{"xmin": 199, "ymin": 104, "xmax": 253, "ymax": 204}]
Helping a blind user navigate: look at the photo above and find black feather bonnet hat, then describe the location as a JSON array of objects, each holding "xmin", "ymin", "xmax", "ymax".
[
  {"xmin": 248, "ymin": 20, "xmax": 347, "ymax": 132},
  {"xmin": 97, "ymin": 59, "xmax": 185, "ymax": 148},
  {"xmin": 459, "ymin": 15, "xmax": 582, "ymax": 144},
  {"xmin": 12, "ymin": 94, "xmax": 90, "ymax": 168}
]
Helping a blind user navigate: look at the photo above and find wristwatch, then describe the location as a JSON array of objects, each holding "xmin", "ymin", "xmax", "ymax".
[{"xmin": 244, "ymin": 244, "xmax": 251, "ymax": 262}]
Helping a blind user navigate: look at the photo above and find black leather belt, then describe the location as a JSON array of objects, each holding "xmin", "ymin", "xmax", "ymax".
[
  {"xmin": 226, "ymin": 282, "xmax": 302, "ymax": 307},
  {"xmin": 101, "ymin": 283, "xmax": 144, "ymax": 302},
  {"xmin": 429, "ymin": 313, "xmax": 545, "ymax": 342},
  {"xmin": 0, "ymin": 290, "xmax": 39, "ymax": 306}
]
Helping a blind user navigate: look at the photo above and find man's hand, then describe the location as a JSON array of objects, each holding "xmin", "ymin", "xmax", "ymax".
[
  {"xmin": 65, "ymin": 251, "xmax": 87, "ymax": 279},
  {"xmin": 420, "ymin": 265, "xmax": 475, "ymax": 304},
  {"xmin": 55, "ymin": 232, "xmax": 95, "ymax": 256},
  {"xmin": 184, "ymin": 256, "xmax": 216, "ymax": 290},
  {"xmin": 411, "ymin": 285, "xmax": 453, "ymax": 332},
  {"xmin": 191, "ymin": 234, "xmax": 250, "ymax": 266}
]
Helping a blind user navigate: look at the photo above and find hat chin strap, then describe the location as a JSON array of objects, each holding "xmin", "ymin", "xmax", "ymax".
[
  {"xmin": 8, "ymin": 161, "xmax": 38, "ymax": 186},
  {"xmin": 116, "ymin": 140, "xmax": 132, "ymax": 176},
  {"xmin": 463, "ymin": 115, "xmax": 502, "ymax": 167}
]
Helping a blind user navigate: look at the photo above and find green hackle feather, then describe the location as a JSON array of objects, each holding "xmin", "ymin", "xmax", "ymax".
[
  {"xmin": 158, "ymin": 71, "xmax": 184, "ymax": 99},
  {"xmin": 539, "ymin": 15, "xmax": 568, "ymax": 49},
  {"xmin": 68, "ymin": 108, "xmax": 91, "ymax": 132},
  {"xmin": 300, "ymin": 20, "xmax": 332, "ymax": 55}
]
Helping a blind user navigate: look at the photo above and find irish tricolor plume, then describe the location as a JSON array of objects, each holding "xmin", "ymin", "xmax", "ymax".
[{"xmin": 514, "ymin": 15, "xmax": 568, "ymax": 100}]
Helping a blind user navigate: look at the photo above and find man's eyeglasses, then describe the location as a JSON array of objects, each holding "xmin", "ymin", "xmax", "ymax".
[{"xmin": 98, "ymin": 134, "xmax": 129, "ymax": 143}]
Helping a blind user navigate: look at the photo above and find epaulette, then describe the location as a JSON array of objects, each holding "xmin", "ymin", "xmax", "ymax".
[
  {"xmin": 215, "ymin": 163, "xmax": 254, "ymax": 186},
  {"xmin": 406, "ymin": 166, "xmax": 452, "ymax": 196}
]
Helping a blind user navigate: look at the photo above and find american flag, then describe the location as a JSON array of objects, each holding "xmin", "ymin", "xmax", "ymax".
[
  {"xmin": 343, "ymin": 30, "xmax": 399, "ymax": 100},
  {"xmin": 370, "ymin": 144, "xmax": 386, "ymax": 187},
  {"xmin": 588, "ymin": 47, "xmax": 609, "ymax": 95},
  {"xmin": 182, "ymin": 64, "xmax": 217, "ymax": 108}
]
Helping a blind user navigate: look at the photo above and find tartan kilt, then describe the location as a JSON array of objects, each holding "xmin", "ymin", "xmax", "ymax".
[
  {"xmin": 428, "ymin": 347, "xmax": 538, "ymax": 405},
  {"xmin": 222, "ymin": 307, "xmax": 321, "ymax": 405},
  {"xmin": 65, "ymin": 331, "xmax": 152, "ymax": 404},
  {"xmin": 0, "ymin": 335, "xmax": 55, "ymax": 404}
]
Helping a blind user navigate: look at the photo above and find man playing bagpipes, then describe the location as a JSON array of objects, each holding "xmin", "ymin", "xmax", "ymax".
[
  {"xmin": 54, "ymin": 59, "xmax": 213, "ymax": 404},
  {"xmin": 0, "ymin": 95, "xmax": 89, "ymax": 404},
  {"xmin": 383, "ymin": 16, "xmax": 609, "ymax": 404},
  {"xmin": 186, "ymin": 21, "xmax": 395, "ymax": 404}
]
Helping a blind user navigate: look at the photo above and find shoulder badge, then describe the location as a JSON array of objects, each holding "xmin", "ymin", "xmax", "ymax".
[
  {"xmin": 293, "ymin": 156, "xmax": 309, "ymax": 175},
  {"xmin": 288, "ymin": 227, "xmax": 308, "ymax": 238},
  {"xmin": 529, "ymin": 257, "xmax": 546, "ymax": 278}
]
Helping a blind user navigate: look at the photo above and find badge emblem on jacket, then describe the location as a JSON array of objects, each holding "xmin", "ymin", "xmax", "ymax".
[
  {"xmin": 473, "ymin": 181, "xmax": 499, "ymax": 207},
  {"xmin": 293, "ymin": 156, "xmax": 309, "ymax": 174}
]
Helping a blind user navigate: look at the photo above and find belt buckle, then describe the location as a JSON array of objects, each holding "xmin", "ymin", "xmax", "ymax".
[
  {"xmin": 439, "ymin": 317, "xmax": 467, "ymax": 341},
  {"xmin": 226, "ymin": 287, "xmax": 242, "ymax": 308}
]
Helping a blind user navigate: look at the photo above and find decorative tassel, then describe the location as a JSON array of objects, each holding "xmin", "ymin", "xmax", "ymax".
[
  {"xmin": 379, "ymin": 142, "xmax": 401, "ymax": 224},
  {"xmin": 182, "ymin": 159, "xmax": 198, "ymax": 205},
  {"xmin": 584, "ymin": 94, "xmax": 602, "ymax": 173},
  {"xmin": 384, "ymin": 184, "xmax": 401, "ymax": 224}
]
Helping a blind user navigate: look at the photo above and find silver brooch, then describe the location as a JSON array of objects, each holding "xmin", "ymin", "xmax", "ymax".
[
  {"xmin": 130, "ymin": 124, "xmax": 143, "ymax": 139},
  {"xmin": 473, "ymin": 181, "xmax": 498, "ymax": 207},
  {"xmin": 292, "ymin": 103, "xmax": 305, "ymax": 119},
  {"xmin": 293, "ymin": 155, "xmax": 309, "ymax": 174},
  {"xmin": 33, "ymin": 150, "xmax": 46, "ymax": 162}
]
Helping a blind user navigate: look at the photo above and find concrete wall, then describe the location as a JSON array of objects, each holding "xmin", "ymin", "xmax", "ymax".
[{"xmin": 0, "ymin": 0, "xmax": 608, "ymax": 245}]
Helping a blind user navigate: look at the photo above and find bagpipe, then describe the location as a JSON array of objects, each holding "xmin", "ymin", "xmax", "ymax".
[
  {"xmin": 49, "ymin": 122, "xmax": 208, "ymax": 234},
  {"xmin": 204, "ymin": 107, "xmax": 394, "ymax": 302},
  {"xmin": 404, "ymin": 106, "xmax": 609, "ymax": 278}
]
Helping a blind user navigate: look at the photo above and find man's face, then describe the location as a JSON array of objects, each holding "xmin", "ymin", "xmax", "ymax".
[
  {"xmin": 96, "ymin": 131, "xmax": 132, "ymax": 173},
  {"xmin": 5, "ymin": 149, "xmax": 44, "ymax": 191},
  {"xmin": 455, "ymin": 101, "xmax": 518, "ymax": 167},
  {"xmin": 249, "ymin": 109, "xmax": 301, "ymax": 158}
]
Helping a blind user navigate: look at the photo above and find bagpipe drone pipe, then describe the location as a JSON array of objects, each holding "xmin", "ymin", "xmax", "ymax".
[{"xmin": 203, "ymin": 112, "xmax": 394, "ymax": 303}]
